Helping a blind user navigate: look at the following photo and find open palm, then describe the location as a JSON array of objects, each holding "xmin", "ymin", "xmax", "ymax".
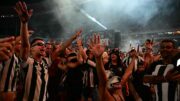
[
  {"xmin": 14, "ymin": 1, "xmax": 33, "ymax": 23},
  {"xmin": 88, "ymin": 34, "xmax": 105, "ymax": 58}
]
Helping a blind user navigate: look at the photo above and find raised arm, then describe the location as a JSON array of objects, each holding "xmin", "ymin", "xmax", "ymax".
[
  {"xmin": 76, "ymin": 37, "xmax": 96, "ymax": 67},
  {"xmin": 120, "ymin": 57, "xmax": 135, "ymax": 86},
  {"xmin": 76, "ymin": 37, "xmax": 88, "ymax": 60},
  {"xmin": 14, "ymin": 1, "xmax": 33, "ymax": 61},
  {"xmin": 89, "ymin": 34, "xmax": 107, "ymax": 84},
  {"xmin": 60, "ymin": 29, "xmax": 82, "ymax": 53},
  {"xmin": 51, "ymin": 29, "xmax": 82, "ymax": 61},
  {"xmin": 0, "ymin": 36, "xmax": 15, "ymax": 43},
  {"xmin": 0, "ymin": 36, "xmax": 15, "ymax": 61},
  {"xmin": 89, "ymin": 34, "xmax": 114, "ymax": 101}
]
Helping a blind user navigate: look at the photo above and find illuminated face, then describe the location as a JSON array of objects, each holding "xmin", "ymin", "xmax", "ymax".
[
  {"xmin": 160, "ymin": 42, "xmax": 174, "ymax": 58},
  {"xmin": 107, "ymin": 76, "xmax": 121, "ymax": 90},
  {"xmin": 111, "ymin": 53, "xmax": 118, "ymax": 61},
  {"xmin": 31, "ymin": 40, "xmax": 46, "ymax": 57}
]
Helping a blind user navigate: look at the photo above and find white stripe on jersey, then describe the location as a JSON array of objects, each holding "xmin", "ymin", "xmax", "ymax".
[
  {"xmin": 162, "ymin": 83, "xmax": 168, "ymax": 101},
  {"xmin": 22, "ymin": 57, "xmax": 49, "ymax": 101},
  {"xmin": 0, "ymin": 58, "xmax": 11, "ymax": 91},
  {"xmin": 34, "ymin": 63, "xmax": 42, "ymax": 101},
  {"xmin": 153, "ymin": 64, "xmax": 174, "ymax": 101},
  {"xmin": 163, "ymin": 64, "xmax": 174, "ymax": 76},
  {"xmin": 0, "ymin": 54, "xmax": 19, "ymax": 92},
  {"xmin": 175, "ymin": 83, "xmax": 180, "ymax": 101},
  {"xmin": 8, "ymin": 60, "xmax": 15, "ymax": 91},
  {"xmin": 43, "ymin": 67, "xmax": 48, "ymax": 100},
  {"xmin": 123, "ymin": 56, "xmax": 144, "ymax": 72},
  {"xmin": 152, "ymin": 65, "xmax": 162, "ymax": 76},
  {"xmin": 23, "ymin": 58, "xmax": 34, "ymax": 101}
]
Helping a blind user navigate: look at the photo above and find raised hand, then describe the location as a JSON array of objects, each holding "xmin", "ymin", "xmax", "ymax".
[
  {"xmin": 0, "ymin": 36, "xmax": 15, "ymax": 43},
  {"xmin": 72, "ymin": 29, "xmax": 82, "ymax": 40},
  {"xmin": 88, "ymin": 34, "xmax": 105, "ymax": 58},
  {"xmin": 0, "ymin": 37, "xmax": 15, "ymax": 61},
  {"xmin": 76, "ymin": 37, "xmax": 83, "ymax": 46},
  {"xmin": 14, "ymin": 1, "xmax": 33, "ymax": 23}
]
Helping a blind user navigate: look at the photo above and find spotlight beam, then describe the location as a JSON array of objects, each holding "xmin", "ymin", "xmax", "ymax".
[{"xmin": 80, "ymin": 9, "xmax": 107, "ymax": 30}]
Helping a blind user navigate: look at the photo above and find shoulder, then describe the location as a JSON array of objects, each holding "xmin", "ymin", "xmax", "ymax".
[
  {"xmin": 146, "ymin": 60, "xmax": 163, "ymax": 74},
  {"xmin": 20, "ymin": 57, "xmax": 34, "ymax": 68}
]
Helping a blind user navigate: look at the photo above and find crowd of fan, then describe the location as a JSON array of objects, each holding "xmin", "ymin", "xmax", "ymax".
[{"xmin": 0, "ymin": 1, "xmax": 180, "ymax": 101}]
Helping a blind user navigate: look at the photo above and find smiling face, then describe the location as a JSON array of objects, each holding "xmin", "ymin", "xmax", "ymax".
[
  {"xmin": 107, "ymin": 76, "xmax": 121, "ymax": 91},
  {"xmin": 160, "ymin": 41, "xmax": 174, "ymax": 59},
  {"xmin": 110, "ymin": 53, "xmax": 118, "ymax": 61}
]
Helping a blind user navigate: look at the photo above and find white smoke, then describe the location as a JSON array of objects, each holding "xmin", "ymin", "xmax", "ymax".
[
  {"xmin": 47, "ymin": 0, "xmax": 174, "ymax": 51},
  {"xmin": 51, "ymin": 0, "xmax": 173, "ymax": 33}
]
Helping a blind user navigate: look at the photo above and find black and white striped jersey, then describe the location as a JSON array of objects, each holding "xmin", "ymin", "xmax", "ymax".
[
  {"xmin": 147, "ymin": 60, "xmax": 178, "ymax": 101},
  {"xmin": 123, "ymin": 56, "xmax": 144, "ymax": 72},
  {"xmin": 21, "ymin": 57, "xmax": 50, "ymax": 101},
  {"xmin": 0, "ymin": 54, "xmax": 20, "ymax": 92}
]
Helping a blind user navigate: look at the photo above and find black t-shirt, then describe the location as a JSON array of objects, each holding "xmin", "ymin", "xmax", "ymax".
[
  {"xmin": 109, "ymin": 63, "xmax": 125, "ymax": 78},
  {"xmin": 65, "ymin": 65, "xmax": 84, "ymax": 101}
]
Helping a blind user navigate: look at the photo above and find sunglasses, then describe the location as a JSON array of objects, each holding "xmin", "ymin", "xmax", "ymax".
[{"xmin": 32, "ymin": 43, "xmax": 45, "ymax": 47}]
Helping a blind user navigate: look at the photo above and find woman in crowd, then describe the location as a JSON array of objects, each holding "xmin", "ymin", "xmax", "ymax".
[{"xmin": 89, "ymin": 34, "xmax": 125, "ymax": 101}]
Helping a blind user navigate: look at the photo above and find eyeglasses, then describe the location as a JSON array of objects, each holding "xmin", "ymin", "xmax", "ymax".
[{"xmin": 32, "ymin": 43, "xmax": 45, "ymax": 47}]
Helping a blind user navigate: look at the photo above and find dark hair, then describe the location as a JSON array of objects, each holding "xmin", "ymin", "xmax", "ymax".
[
  {"xmin": 160, "ymin": 39, "xmax": 176, "ymax": 48},
  {"xmin": 86, "ymin": 49, "xmax": 91, "ymax": 55},
  {"xmin": 30, "ymin": 38, "xmax": 44, "ymax": 46},
  {"xmin": 129, "ymin": 47, "xmax": 136, "ymax": 53},
  {"xmin": 110, "ymin": 49, "xmax": 120, "ymax": 56},
  {"xmin": 67, "ymin": 52, "xmax": 77, "ymax": 57},
  {"xmin": 108, "ymin": 49, "xmax": 123, "ymax": 67},
  {"xmin": 146, "ymin": 39, "xmax": 152, "ymax": 43}
]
